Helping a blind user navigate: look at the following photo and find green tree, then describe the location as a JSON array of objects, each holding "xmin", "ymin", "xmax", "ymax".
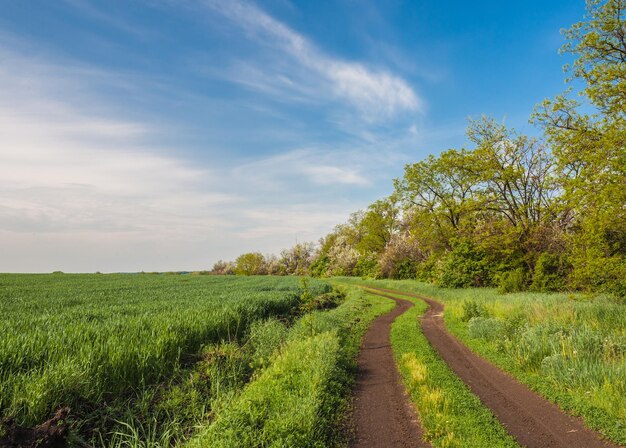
[
  {"xmin": 395, "ymin": 148, "xmax": 481, "ymax": 256},
  {"xmin": 534, "ymin": 0, "xmax": 626, "ymax": 294},
  {"xmin": 234, "ymin": 252, "xmax": 266, "ymax": 275},
  {"xmin": 356, "ymin": 196, "xmax": 400, "ymax": 255}
]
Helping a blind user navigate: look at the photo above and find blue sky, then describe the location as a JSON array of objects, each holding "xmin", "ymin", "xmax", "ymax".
[{"xmin": 0, "ymin": 0, "xmax": 584, "ymax": 272}]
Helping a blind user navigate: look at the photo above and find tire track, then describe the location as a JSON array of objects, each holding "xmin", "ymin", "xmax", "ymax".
[
  {"xmin": 350, "ymin": 293, "xmax": 431, "ymax": 448},
  {"xmin": 366, "ymin": 286, "xmax": 621, "ymax": 448}
]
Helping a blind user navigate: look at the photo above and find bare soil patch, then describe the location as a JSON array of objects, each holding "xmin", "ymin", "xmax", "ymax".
[{"xmin": 0, "ymin": 408, "xmax": 69, "ymax": 448}]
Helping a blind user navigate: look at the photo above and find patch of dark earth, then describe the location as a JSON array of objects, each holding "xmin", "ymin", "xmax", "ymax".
[{"xmin": 0, "ymin": 408, "xmax": 69, "ymax": 448}]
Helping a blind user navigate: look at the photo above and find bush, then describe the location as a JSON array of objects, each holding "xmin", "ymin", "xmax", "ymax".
[
  {"xmin": 438, "ymin": 240, "xmax": 493, "ymax": 288},
  {"xmin": 570, "ymin": 253, "xmax": 626, "ymax": 299},
  {"xmin": 531, "ymin": 252, "xmax": 566, "ymax": 292},
  {"xmin": 309, "ymin": 255, "xmax": 330, "ymax": 278},
  {"xmin": 394, "ymin": 259, "xmax": 417, "ymax": 279},
  {"xmin": 234, "ymin": 253, "xmax": 266, "ymax": 276},
  {"xmin": 497, "ymin": 268, "xmax": 528, "ymax": 294},
  {"xmin": 379, "ymin": 233, "xmax": 424, "ymax": 279},
  {"xmin": 355, "ymin": 256, "xmax": 379, "ymax": 278},
  {"xmin": 415, "ymin": 256, "xmax": 440, "ymax": 283},
  {"xmin": 460, "ymin": 300, "xmax": 489, "ymax": 322}
]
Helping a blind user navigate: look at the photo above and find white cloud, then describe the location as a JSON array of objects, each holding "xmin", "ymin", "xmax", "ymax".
[
  {"xmin": 0, "ymin": 45, "xmax": 243, "ymax": 268},
  {"xmin": 232, "ymin": 148, "xmax": 370, "ymax": 189},
  {"xmin": 302, "ymin": 165, "xmax": 369, "ymax": 186},
  {"xmin": 235, "ymin": 206, "xmax": 350, "ymax": 240},
  {"xmin": 0, "ymin": 40, "xmax": 383, "ymax": 272},
  {"xmin": 203, "ymin": 0, "xmax": 423, "ymax": 121}
]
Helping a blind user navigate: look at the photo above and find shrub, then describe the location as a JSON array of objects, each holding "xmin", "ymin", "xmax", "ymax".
[
  {"xmin": 497, "ymin": 268, "xmax": 528, "ymax": 294},
  {"xmin": 460, "ymin": 300, "xmax": 489, "ymax": 322},
  {"xmin": 394, "ymin": 259, "xmax": 417, "ymax": 279},
  {"xmin": 438, "ymin": 240, "xmax": 493, "ymax": 288},
  {"xmin": 379, "ymin": 233, "xmax": 424, "ymax": 279},
  {"xmin": 211, "ymin": 260, "xmax": 235, "ymax": 275},
  {"xmin": 355, "ymin": 256, "xmax": 380, "ymax": 278},
  {"xmin": 309, "ymin": 255, "xmax": 330, "ymax": 278},
  {"xmin": 415, "ymin": 256, "xmax": 440, "ymax": 283},
  {"xmin": 234, "ymin": 253, "xmax": 266, "ymax": 276},
  {"xmin": 531, "ymin": 252, "xmax": 567, "ymax": 292}
]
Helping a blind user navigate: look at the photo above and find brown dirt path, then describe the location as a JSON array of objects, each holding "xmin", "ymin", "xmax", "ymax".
[
  {"xmin": 366, "ymin": 286, "xmax": 621, "ymax": 448},
  {"xmin": 350, "ymin": 294, "xmax": 431, "ymax": 448}
]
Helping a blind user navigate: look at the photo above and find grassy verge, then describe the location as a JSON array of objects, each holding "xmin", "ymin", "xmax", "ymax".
[
  {"xmin": 338, "ymin": 277, "xmax": 626, "ymax": 446},
  {"xmin": 186, "ymin": 286, "xmax": 394, "ymax": 447}
]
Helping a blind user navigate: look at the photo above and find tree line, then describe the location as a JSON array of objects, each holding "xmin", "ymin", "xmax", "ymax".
[{"xmin": 214, "ymin": 0, "xmax": 625, "ymax": 297}]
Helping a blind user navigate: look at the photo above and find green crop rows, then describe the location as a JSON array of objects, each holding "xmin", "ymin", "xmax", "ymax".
[{"xmin": 0, "ymin": 274, "xmax": 329, "ymax": 428}]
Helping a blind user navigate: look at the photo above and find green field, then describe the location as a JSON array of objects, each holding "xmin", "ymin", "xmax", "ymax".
[
  {"xmin": 0, "ymin": 274, "xmax": 336, "ymax": 444},
  {"xmin": 0, "ymin": 274, "xmax": 394, "ymax": 447},
  {"xmin": 337, "ymin": 278, "xmax": 626, "ymax": 446},
  {"xmin": 3, "ymin": 274, "xmax": 624, "ymax": 447}
]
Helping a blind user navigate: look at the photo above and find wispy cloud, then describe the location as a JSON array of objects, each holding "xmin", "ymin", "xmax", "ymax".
[
  {"xmin": 202, "ymin": 0, "xmax": 423, "ymax": 121},
  {"xmin": 232, "ymin": 148, "xmax": 370, "ymax": 189},
  {"xmin": 63, "ymin": 0, "xmax": 154, "ymax": 39},
  {"xmin": 0, "ymin": 38, "xmax": 382, "ymax": 272}
]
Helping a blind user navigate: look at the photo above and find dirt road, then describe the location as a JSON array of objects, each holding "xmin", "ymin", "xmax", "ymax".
[
  {"xmin": 366, "ymin": 286, "xmax": 620, "ymax": 448},
  {"xmin": 350, "ymin": 294, "xmax": 430, "ymax": 448}
]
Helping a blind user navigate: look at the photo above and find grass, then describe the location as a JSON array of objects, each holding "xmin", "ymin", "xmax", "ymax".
[
  {"xmin": 187, "ymin": 286, "xmax": 394, "ymax": 448},
  {"xmin": 0, "ymin": 274, "xmax": 331, "ymax": 443},
  {"xmin": 337, "ymin": 277, "xmax": 626, "ymax": 446}
]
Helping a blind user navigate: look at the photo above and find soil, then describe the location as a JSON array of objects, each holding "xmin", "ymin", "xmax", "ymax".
[
  {"xmin": 350, "ymin": 294, "xmax": 431, "ymax": 448},
  {"xmin": 367, "ymin": 286, "xmax": 621, "ymax": 448},
  {"xmin": 0, "ymin": 408, "xmax": 69, "ymax": 448}
]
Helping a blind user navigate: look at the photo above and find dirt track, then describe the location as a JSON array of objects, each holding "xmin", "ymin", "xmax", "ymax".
[
  {"xmin": 350, "ymin": 295, "xmax": 430, "ymax": 447},
  {"xmin": 367, "ymin": 286, "xmax": 621, "ymax": 448}
]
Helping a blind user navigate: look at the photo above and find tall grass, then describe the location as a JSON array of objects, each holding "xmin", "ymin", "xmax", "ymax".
[
  {"xmin": 0, "ymin": 274, "xmax": 329, "ymax": 426},
  {"xmin": 338, "ymin": 277, "xmax": 626, "ymax": 445},
  {"xmin": 187, "ymin": 287, "xmax": 394, "ymax": 447}
]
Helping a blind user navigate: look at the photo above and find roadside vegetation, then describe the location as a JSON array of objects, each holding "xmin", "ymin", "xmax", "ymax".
[
  {"xmin": 187, "ymin": 287, "xmax": 392, "ymax": 447},
  {"xmin": 340, "ymin": 277, "xmax": 626, "ymax": 446},
  {"xmin": 0, "ymin": 275, "xmax": 392, "ymax": 447}
]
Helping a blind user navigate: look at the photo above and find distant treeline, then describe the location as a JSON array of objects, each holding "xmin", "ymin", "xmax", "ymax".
[{"xmin": 214, "ymin": 0, "xmax": 626, "ymax": 298}]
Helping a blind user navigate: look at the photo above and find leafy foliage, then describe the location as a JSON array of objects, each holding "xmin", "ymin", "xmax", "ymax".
[
  {"xmin": 298, "ymin": 1, "xmax": 625, "ymax": 300},
  {"xmin": 439, "ymin": 240, "xmax": 493, "ymax": 288}
]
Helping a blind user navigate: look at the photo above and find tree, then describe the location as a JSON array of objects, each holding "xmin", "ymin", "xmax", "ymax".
[
  {"xmin": 468, "ymin": 117, "xmax": 557, "ymax": 235},
  {"xmin": 356, "ymin": 196, "xmax": 400, "ymax": 256},
  {"xmin": 211, "ymin": 260, "xmax": 235, "ymax": 275},
  {"xmin": 533, "ymin": 0, "xmax": 626, "ymax": 294},
  {"xmin": 234, "ymin": 252, "xmax": 266, "ymax": 275},
  {"xmin": 279, "ymin": 242, "xmax": 315, "ymax": 275},
  {"xmin": 395, "ymin": 148, "xmax": 480, "ymax": 249}
]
